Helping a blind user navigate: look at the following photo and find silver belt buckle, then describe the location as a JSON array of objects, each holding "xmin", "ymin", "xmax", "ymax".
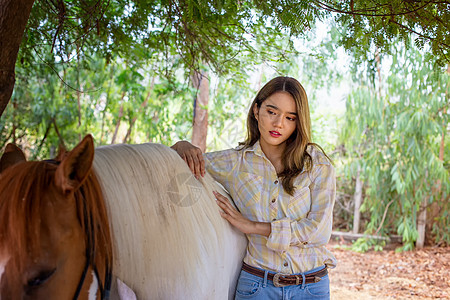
[{"xmin": 273, "ymin": 273, "xmax": 290, "ymax": 287}]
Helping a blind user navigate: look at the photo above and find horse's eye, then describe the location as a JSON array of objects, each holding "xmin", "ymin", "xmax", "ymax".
[{"xmin": 27, "ymin": 268, "xmax": 56, "ymax": 287}]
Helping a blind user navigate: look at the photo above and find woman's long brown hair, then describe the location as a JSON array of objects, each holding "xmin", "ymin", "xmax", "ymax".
[{"xmin": 240, "ymin": 76, "xmax": 331, "ymax": 195}]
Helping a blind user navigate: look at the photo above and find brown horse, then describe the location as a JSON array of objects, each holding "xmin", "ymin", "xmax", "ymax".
[
  {"xmin": 0, "ymin": 136, "xmax": 112, "ymax": 299},
  {"xmin": 0, "ymin": 135, "xmax": 246, "ymax": 299}
]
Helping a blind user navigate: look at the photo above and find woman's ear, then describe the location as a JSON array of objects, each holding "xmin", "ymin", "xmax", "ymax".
[{"xmin": 253, "ymin": 104, "xmax": 259, "ymax": 121}]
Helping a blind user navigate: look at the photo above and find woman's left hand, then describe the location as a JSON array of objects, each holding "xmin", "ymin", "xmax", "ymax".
[{"xmin": 214, "ymin": 191, "xmax": 271, "ymax": 237}]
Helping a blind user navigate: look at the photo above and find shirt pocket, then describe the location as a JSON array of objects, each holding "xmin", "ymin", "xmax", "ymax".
[
  {"xmin": 233, "ymin": 172, "xmax": 263, "ymax": 208},
  {"xmin": 287, "ymin": 186, "xmax": 311, "ymax": 220}
]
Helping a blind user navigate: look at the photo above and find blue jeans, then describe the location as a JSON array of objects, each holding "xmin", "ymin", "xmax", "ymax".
[{"xmin": 234, "ymin": 265, "xmax": 330, "ymax": 300}]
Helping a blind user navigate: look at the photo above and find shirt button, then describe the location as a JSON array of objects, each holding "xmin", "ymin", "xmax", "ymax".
[
  {"xmin": 284, "ymin": 262, "xmax": 289, "ymax": 267},
  {"xmin": 271, "ymin": 199, "xmax": 276, "ymax": 203},
  {"xmin": 274, "ymin": 180, "xmax": 278, "ymax": 184}
]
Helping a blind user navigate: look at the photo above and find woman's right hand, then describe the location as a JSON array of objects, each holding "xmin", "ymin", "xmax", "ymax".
[{"xmin": 171, "ymin": 141, "xmax": 205, "ymax": 179}]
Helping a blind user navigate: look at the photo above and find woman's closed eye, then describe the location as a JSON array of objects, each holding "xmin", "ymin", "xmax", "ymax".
[{"xmin": 266, "ymin": 108, "xmax": 296, "ymax": 121}]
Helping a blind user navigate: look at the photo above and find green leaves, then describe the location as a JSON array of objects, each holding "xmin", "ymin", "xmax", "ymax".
[
  {"xmin": 20, "ymin": 0, "xmax": 449, "ymax": 87},
  {"xmin": 339, "ymin": 39, "xmax": 449, "ymax": 250}
]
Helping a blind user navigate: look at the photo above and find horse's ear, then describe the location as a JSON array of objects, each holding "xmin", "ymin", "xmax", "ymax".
[
  {"xmin": 55, "ymin": 135, "xmax": 95, "ymax": 195},
  {"xmin": 0, "ymin": 144, "xmax": 27, "ymax": 173}
]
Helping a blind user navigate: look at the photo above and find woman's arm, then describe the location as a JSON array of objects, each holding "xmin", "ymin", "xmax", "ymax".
[
  {"xmin": 214, "ymin": 161, "xmax": 335, "ymax": 250},
  {"xmin": 266, "ymin": 163, "xmax": 336, "ymax": 252},
  {"xmin": 214, "ymin": 191, "xmax": 271, "ymax": 236},
  {"xmin": 171, "ymin": 141, "xmax": 205, "ymax": 178}
]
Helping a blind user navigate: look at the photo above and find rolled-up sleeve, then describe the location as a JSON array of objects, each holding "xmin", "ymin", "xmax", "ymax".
[
  {"xmin": 266, "ymin": 163, "xmax": 336, "ymax": 252},
  {"xmin": 266, "ymin": 218, "xmax": 291, "ymax": 252}
]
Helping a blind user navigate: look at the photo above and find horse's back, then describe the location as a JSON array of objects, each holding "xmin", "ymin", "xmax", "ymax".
[{"xmin": 93, "ymin": 143, "xmax": 246, "ymax": 299}]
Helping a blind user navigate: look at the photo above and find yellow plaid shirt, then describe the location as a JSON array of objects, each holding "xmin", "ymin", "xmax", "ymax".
[{"xmin": 204, "ymin": 141, "xmax": 337, "ymax": 274}]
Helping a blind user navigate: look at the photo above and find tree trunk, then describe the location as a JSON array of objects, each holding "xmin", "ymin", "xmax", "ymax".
[
  {"xmin": 191, "ymin": 70, "xmax": 209, "ymax": 152},
  {"xmin": 76, "ymin": 44, "xmax": 82, "ymax": 142},
  {"xmin": 100, "ymin": 66, "xmax": 116, "ymax": 144},
  {"xmin": 111, "ymin": 91, "xmax": 126, "ymax": 144},
  {"xmin": 352, "ymin": 166, "xmax": 363, "ymax": 234},
  {"xmin": 123, "ymin": 77, "xmax": 155, "ymax": 143},
  {"xmin": 111, "ymin": 104, "xmax": 124, "ymax": 144},
  {"xmin": 416, "ymin": 197, "xmax": 427, "ymax": 248},
  {"xmin": 417, "ymin": 168, "xmax": 430, "ymax": 248},
  {"xmin": 52, "ymin": 118, "xmax": 65, "ymax": 149},
  {"xmin": 375, "ymin": 48, "xmax": 382, "ymax": 98},
  {"xmin": 123, "ymin": 91, "xmax": 152, "ymax": 143},
  {"xmin": 0, "ymin": 0, "xmax": 35, "ymax": 118}
]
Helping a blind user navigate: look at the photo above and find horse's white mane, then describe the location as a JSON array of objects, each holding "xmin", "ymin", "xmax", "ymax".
[{"xmin": 93, "ymin": 143, "xmax": 247, "ymax": 300}]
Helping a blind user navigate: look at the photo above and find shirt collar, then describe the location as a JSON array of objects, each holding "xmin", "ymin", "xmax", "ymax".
[
  {"xmin": 243, "ymin": 140, "xmax": 266, "ymax": 158},
  {"xmin": 244, "ymin": 141, "xmax": 314, "ymax": 161}
]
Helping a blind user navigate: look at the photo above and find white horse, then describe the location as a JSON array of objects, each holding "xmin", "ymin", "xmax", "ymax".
[{"xmin": 98, "ymin": 142, "xmax": 247, "ymax": 299}]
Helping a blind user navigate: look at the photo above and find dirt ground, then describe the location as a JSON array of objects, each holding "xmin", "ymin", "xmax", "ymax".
[{"xmin": 327, "ymin": 240, "xmax": 450, "ymax": 299}]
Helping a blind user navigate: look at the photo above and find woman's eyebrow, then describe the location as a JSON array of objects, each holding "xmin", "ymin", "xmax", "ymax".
[{"xmin": 265, "ymin": 104, "xmax": 298, "ymax": 116}]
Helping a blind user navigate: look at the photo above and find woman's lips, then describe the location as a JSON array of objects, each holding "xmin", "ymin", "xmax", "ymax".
[{"xmin": 269, "ymin": 131, "xmax": 281, "ymax": 137}]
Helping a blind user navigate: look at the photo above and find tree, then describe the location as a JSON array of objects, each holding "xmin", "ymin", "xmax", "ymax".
[
  {"xmin": 0, "ymin": 47, "xmax": 196, "ymax": 155},
  {"xmin": 314, "ymin": 0, "xmax": 449, "ymax": 64},
  {"xmin": 191, "ymin": 69, "xmax": 209, "ymax": 152},
  {"xmin": 339, "ymin": 41, "xmax": 449, "ymax": 251},
  {"xmin": 0, "ymin": 0, "xmax": 34, "ymax": 119},
  {"xmin": 1, "ymin": 0, "xmax": 449, "ymax": 118}
]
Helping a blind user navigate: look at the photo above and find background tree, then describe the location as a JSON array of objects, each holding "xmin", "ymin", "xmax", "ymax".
[
  {"xmin": 0, "ymin": 0, "xmax": 449, "ymax": 117},
  {"xmin": 191, "ymin": 69, "xmax": 209, "ymax": 152},
  {"xmin": 338, "ymin": 41, "xmax": 449, "ymax": 251}
]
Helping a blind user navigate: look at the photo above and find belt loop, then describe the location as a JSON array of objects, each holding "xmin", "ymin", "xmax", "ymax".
[
  {"xmin": 300, "ymin": 273, "xmax": 306, "ymax": 289},
  {"xmin": 263, "ymin": 270, "xmax": 268, "ymax": 288}
]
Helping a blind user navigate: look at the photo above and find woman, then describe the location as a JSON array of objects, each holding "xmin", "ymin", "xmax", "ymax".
[{"xmin": 171, "ymin": 76, "xmax": 336, "ymax": 299}]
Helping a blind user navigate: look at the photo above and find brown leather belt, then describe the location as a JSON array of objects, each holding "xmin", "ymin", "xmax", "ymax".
[{"xmin": 242, "ymin": 263, "xmax": 328, "ymax": 287}]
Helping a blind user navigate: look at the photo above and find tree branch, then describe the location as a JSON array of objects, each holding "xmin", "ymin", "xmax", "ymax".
[
  {"xmin": 52, "ymin": 117, "xmax": 66, "ymax": 149},
  {"xmin": 389, "ymin": 19, "xmax": 450, "ymax": 49},
  {"xmin": 312, "ymin": 0, "xmax": 436, "ymax": 17}
]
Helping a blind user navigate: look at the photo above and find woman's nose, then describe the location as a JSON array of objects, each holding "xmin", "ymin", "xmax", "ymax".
[{"xmin": 273, "ymin": 116, "xmax": 283, "ymax": 127}]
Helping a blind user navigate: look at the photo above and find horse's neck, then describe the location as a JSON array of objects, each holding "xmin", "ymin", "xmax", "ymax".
[{"xmin": 92, "ymin": 143, "xmax": 247, "ymax": 299}]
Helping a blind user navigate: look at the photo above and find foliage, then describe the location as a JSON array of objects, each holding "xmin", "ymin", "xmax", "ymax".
[
  {"xmin": 20, "ymin": 0, "xmax": 303, "ymax": 81},
  {"xmin": 321, "ymin": 0, "xmax": 450, "ymax": 67},
  {"xmin": 338, "ymin": 41, "xmax": 449, "ymax": 251},
  {"xmin": 3, "ymin": 38, "xmax": 298, "ymax": 157},
  {"xmin": 0, "ymin": 48, "xmax": 196, "ymax": 156},
  {"xmin": 206, "ymin": 72, "xmax": 253, "ymax": 150},
  {"xmin": 7, "ymin": 0, "xmax": 313, "ymax": 154},
  {"xmin": 20, "ymin": 0, "xmax": 449, "ymax": 81},
  {"xmin": 352, "ymin": 237, "xmax": 386, "ymax": 253}
]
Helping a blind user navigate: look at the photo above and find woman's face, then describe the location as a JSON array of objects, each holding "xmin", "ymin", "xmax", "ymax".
[{"xmin": 253, "ymin": 91, "xmax": 297, "ymax": 152}]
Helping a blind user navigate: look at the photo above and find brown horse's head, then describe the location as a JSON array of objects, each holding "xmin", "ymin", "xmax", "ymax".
[{"xmin": 0, "ymin": 135, "xmax": 112, "ymax": 299}]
